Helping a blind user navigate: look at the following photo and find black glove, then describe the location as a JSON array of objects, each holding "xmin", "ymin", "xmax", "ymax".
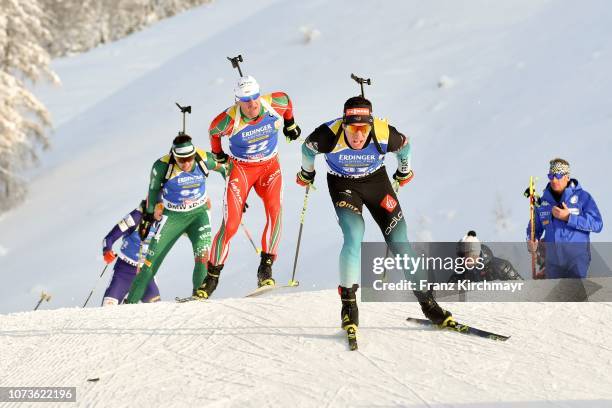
[
  {"xmin": 138, "ymin": 211, "xmax": 155, "ymax": 240},
  {"xmin": 523, "ymin": 187, "xmax": 542, "ymax": 206},
  {"xmin": 296, "ymin": 168, "xmax": 315, "ymax": 186},
  {"xmin": 283, "ymin": 117, "xmax": 301, "ymax": 141},
  {"xmin": 213, "ymin": 151, "xmax": 229, "ymax": 164},
  {"xmin": 392, "ymin": 169, "xmax": 414, "ymax": 187},
  {"xmin": 243, "ymin": 202, "xmax": 249, "ymax": 213}
]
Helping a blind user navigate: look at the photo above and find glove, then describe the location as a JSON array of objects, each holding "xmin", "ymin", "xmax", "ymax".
[
  {"xmin": 523, "ymin": 187, "xmax": 542, "ymax": 206},
  {"xmin": 212, "ymin": 151, "xmax": 229, "ymax": 164},
  {"xmin": 283, "ymin": 117, "xmax": 301, "ymax": 141},
  {"xmin": 296, "ymin": 168, "xmax": 315, "ymax": 187},
  {"xmin": 243, "ymin": 202, "xmax": 249, "ymax": 213},
  {"xmin": 138, "ymin": 211, "xmax": 155, "ymax": 240},
  {"xmin": 393, "ymin": 169, "xmax": 414, "ymax": 188},
  {"xmin": 103, "ymin": 250, "xmax": 116, "ymax": 264}
]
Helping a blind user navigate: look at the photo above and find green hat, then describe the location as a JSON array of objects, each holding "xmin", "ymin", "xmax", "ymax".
[{"xmin": 172, "ymin": 135, "xmax": 195, "ymax": 158}]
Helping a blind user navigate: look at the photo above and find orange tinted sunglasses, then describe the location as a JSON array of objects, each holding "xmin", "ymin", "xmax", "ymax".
[{"xmin": 345, "ymin": 124, "xmax": 372, "ymax": 134}]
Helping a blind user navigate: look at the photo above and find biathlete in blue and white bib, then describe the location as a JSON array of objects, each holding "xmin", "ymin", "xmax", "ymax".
[
  {"xmin": 125, "ymin": 135, "xmax": 226, "ymax": 303},
  {"xmin": 297, "ymin": 96, "xmax": 456, "ymax": 333}
]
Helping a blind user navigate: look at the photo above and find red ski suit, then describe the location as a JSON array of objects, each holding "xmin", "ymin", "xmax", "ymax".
[{"xmin": 209, "ymin": 92, "xmax": 294, "ymax": 265}]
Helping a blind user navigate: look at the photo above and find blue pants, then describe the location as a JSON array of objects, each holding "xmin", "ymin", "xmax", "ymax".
[
  {"xmin": 546, "ymin": 255, "xmax": 590, "ymax": 279},
  {"xmin": 103, "ymin": 258, "xmax": 160, "ymax": 304},
  {"xmin": 327, "ymin": 167, "xmax": 421, "ymax": 287}
]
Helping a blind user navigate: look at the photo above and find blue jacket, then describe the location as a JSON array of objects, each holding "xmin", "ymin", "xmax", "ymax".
[
  {"xmin": 527, "ymin": 179, "xmax": 603, "ymax": 266},
  {"xmin": 103, "ymin": 207, "xmax": 158, "ymax": 266}
]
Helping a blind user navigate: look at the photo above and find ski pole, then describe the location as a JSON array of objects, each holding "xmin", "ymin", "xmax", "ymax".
[
  {"xmin": 34, "ymin": 291, "xmax": 51, "ymax": 311},
  {"xmin": 289, "ymin": 184, "xmax": 312, "ymax": 287},
  {"xmin": 350, "ymin": 73, "xmax": 371, "ymax": 97},
  {"xmin": 82, "ymin": 264, "xmax": 110, "ymax": 308},
  {"xmin": 525, "ymin": 176, "xmax": 542, "ymax": 280},
  {"xmin": 529, "ymin": 176, "xmax": 536, "ymax": 279},
  {"xmin": 227, "ymin": 55, "xmax": 244, "ymax": 76},
  {"xmin": 241, "ymin": 221, "xmax": 261, "ymax": 254}
]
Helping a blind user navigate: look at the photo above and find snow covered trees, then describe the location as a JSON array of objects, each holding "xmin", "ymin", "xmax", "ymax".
[
  {"xmin": 1, "ymin": 0, "xmax": 211, "ymax": 212},
  {"xmin": 41, "ymin": 0, "xmax": 212, "ymax": 57},
  {"xmin": 0, "ymin": 0, "xmax": 59, "ymax": 212}
]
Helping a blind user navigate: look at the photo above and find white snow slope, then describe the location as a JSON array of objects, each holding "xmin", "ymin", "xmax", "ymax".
[
  {"xmin": 1, "ymin": 291, "xmax": 612, "ymax": 407},
  {"xmin": 1, "ymin": 2, "xmax": 612, "ymax": 404}
]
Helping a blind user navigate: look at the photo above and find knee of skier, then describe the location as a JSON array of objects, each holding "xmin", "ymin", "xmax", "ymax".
[{"xmin": 337, "ymin": 209, "xmax": 364, "ymax": 236}]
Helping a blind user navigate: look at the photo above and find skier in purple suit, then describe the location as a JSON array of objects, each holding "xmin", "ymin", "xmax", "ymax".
[{"xmin": 101, "ymin": 201, "xmax": 162, "ymax": 305}]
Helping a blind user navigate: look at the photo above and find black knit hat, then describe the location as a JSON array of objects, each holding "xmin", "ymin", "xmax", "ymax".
[{"xmin": 343, "ymin": 96, "xmax": 373, "ymax": 125}]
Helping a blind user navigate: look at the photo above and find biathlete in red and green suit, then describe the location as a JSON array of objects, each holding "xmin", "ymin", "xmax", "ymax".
[{"xmin": 195, "ymin": 75, "xmax": 301, "ymax": 298}]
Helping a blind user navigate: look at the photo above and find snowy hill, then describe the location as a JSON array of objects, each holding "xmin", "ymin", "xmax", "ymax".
[
  {"xmin": 1, "ymin": 291, "xmax": 612, "ymax": 407},
  {"xmin": 1, "ymin": 0, "xmax": 611, "ymax": 315}
]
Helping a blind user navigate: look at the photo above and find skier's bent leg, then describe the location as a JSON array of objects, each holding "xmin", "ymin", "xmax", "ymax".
[
  {"xmin": 210, "ymin": 165, "xmax": 250, "ymax": 266},
  {"xmin": 254, "ymin": 158, "xmax": 283, "ymax": 256},
  {"xmin": 186, "ymin": 206, "xmax": 213, "ymax": 290},
  {"xmin": 336, "ymin": 208, "xmax": 365, "ymax": 287}
]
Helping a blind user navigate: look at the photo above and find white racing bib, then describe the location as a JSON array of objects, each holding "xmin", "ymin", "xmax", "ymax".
[{"xmin": 163, "ymin": 195, "xmax": 208, "ymax": 212}]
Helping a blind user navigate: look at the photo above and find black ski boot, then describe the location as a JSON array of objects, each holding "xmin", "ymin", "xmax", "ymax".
[
  {"xmin": 414, "ymin": 290, "xmax": 455, "ymax": 327},
  {"xmin": 339, "ymin": 284, "xmax": 359, "ymax": 330},
  {"xmin": 257, "ymin": 252, "xmax": 276, "ymax": 287},
  {"xmin": 195, "ymin": 263, "xmax": 223, "ymax": 299}
]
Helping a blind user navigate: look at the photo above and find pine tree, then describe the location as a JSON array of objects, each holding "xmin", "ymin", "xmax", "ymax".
[{"xmin": 0, "ymin": 0, "xmax": 59, "ymax": 211}]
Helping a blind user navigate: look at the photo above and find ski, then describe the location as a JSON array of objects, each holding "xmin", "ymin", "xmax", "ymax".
[
  {"xmin": 406, "ymin": 317, "xmax": 510, "ymax": 341},
  {"xmin": 346, "ymin": 326, "xmax": 358, "ymax": 350},
  {"xmin": 175, "ymin": 296, "xmax": 204, "ymax": 303},
  {"xmin": 244, "ymin": 283, "xmax": 299, "ymax": 298},
  {"xmin": 244, "ymin": 284, "xmax": 277, "ymax": 298}
]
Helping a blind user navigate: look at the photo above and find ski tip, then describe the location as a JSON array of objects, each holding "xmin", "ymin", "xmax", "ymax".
[{"xmin": 491, "ymin": 335, "xmax": 511, "ymax": 342}]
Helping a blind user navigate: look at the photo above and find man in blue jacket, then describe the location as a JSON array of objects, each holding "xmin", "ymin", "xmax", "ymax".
[{"xmin": 527, "ymin": 158, "xmax": 603, "ymax": 279}]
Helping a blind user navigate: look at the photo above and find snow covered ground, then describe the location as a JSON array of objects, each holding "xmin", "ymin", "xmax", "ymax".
[
  {"xmin": 1, "ymin": 2, "xmax": 612, "ymax": 404},
  {"xmin": 1, "ymin": 291, "xmax": 612, "ymax": 407}
]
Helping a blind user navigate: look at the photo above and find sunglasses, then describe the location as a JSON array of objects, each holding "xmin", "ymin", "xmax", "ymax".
[
  {"xmin": 548, "ymin": 173, "xmax": 567, "ymax": 180},
  {"xmin": 237, "ymin": 93, "xmax": 260, "ymax": 102},
  {"xmin": 175, "ymin": 155, "xmax": 195, "ymax": 164},
  {"xmin": 344, "ymin": 124, "xmax": 372, "ymax": 134}
]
